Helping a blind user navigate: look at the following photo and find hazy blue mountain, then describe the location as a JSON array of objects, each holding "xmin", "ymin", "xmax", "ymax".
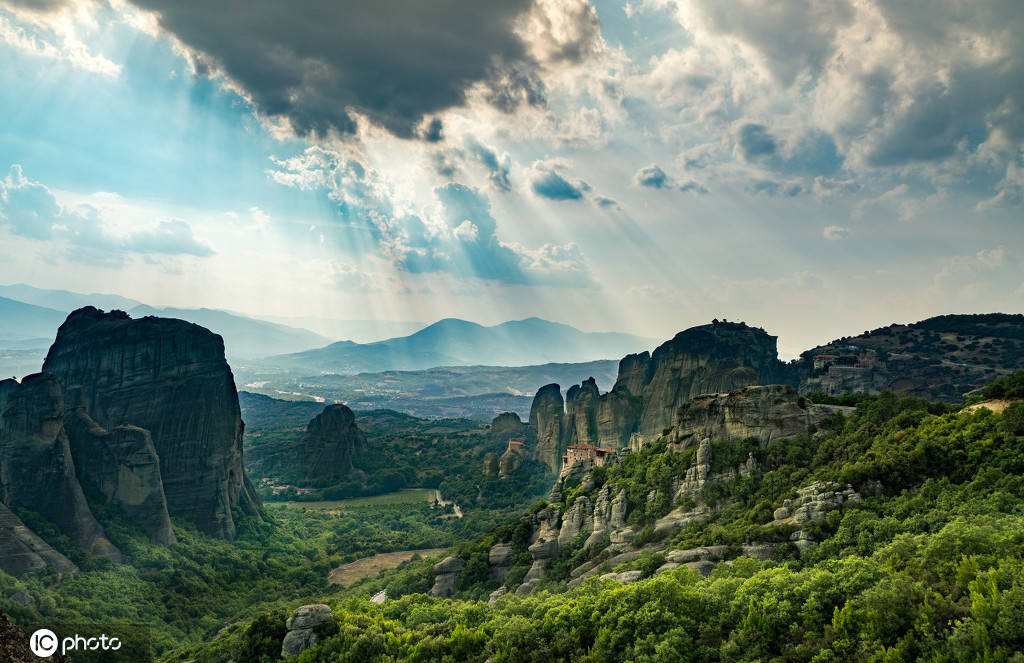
[
  {"xmin": 0, "ymin": 283, "xmax": 143, "ymax": 312},
  {"xmin": 0, "ymin": 297, "xmax": 68, "ymax": 340},
  {"xmin": 129, "ymin": 306, "xmax": 332, "ymax": 359},
  {"xmin": 260, "ymin": 315, "xmax": 426, "ymax": 344},
  {"xmin": 266, "ymin": 317, "xmax": 656, "ymax": 373}
]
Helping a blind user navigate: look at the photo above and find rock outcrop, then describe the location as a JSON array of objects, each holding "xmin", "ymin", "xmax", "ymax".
[
  {"xmin": 428, "ymin": 555, "xmax": 465, "ymax": 598},
  {"xmin": 281, "ymin": 604, "xmax": 335, "ymax": 659},
  {"xmin": 41, "ymin": 307, "xmax": 260, "ymax": 539},
  {"xmin": 0, "ymin": 374, "xmax": 120, "ymax": 562},
  {"xmin": 497, "ymin": 440, "xmax": 527, "ymax": 479},
  {"xmin": 670, "ymin": 385, "xmax": 838, "ymax": 450},
  {"xmin": 490, "ymin": 412, "xmax": 526, "ymax": 442},
  {"xmin": 529, "ymin": 384, "xmax": 564, "ymax": 473},
  {"xmin": 64, "ymin": 409, "xmax": 176, "ymax": 545},
  {"xmin": 525, "ymin": 322, "xmax": 794, "ymax": 474},
  {"xmin": 0, "ymin": 501, "xmax": 78, "ymax": 576},
  {"xmin": 297, "ymin": 404, "xmax": 367, "ymax": 483}
]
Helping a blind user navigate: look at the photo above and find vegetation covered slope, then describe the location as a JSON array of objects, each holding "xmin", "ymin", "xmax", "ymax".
[{"xmin": 170, "ymin": 374, "xmax": 1024, "ymax": 662}]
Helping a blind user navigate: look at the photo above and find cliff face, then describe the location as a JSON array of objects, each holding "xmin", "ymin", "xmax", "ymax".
[
  {"xmin": 0, "ymin": 374, "xmax": 120, "ymax": 562},
  {"xmin": 298, "ymin": 404, "xmax": 367, "ymax": 483},
  {"xmin": 669, "ymin": 385, "xmax": 846, "ymax": 450},
  {"xmin": 0, "ymin": 500, "xmax": 79, "ymax": 577},
  {"xmin": 528, "ymin": 384, "xmax": 564, "ymax": 474},
  {"xmin": 64, "ymin": 409, "xmax": 176, "ymax": 545},
  {"xmin": 41, "ymin": 307, "xmax": 260, "ymax": 540},
  {"xmin": 526, "ymin": 321, "xmax": 792, "ymax": 462}
]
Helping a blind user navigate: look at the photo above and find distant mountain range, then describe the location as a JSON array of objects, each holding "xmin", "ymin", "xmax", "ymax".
[
  {"xmin": 265, "ymin": 317, "xmax": 658, "ymax": 374},
  {"xmin": 0, "ymin": 285, "xmax": 656, "ymax": 378},
  {"xmin": 0, "ymin": 297, "xmax": 68, "ymax": 340},
  {"xmin": 127, "ymin": 305, "xmax": 331, "ymax": 359}
]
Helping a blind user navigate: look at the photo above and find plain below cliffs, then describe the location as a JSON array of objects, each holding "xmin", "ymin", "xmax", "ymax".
[
  {"xmin": 41, "ymin": 307, "xmax": 261, "ymax": 540},
  {"xmin": 527, "ymin": 321, "xmax": 792, "ymax": 468}
]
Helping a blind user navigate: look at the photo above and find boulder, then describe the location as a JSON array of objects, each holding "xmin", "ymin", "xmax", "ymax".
[
  {"xmin": 488, "ymin": 543, "xmax": 514, "ymax": 584},
  {"xmin": 281, "ymin": 604, "xmax": 334, "ymax": 658},
  {"xmin": 428, "ymin": 556, "xmax": 465, "ymax": 598}
]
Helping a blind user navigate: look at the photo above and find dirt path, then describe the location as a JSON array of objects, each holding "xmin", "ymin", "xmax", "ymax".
[
  {"xmin": 433, "ymin": 489, "xmax": 463, "ymax": 518},
  {"xmin": 327, "ymin": 548, "xmax": 446, "ymax": 586}
]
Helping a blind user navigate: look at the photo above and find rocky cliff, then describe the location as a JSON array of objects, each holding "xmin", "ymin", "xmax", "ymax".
[
  {"xmin": 528, "ymin": 384, "xmax": 565, "ymax": 473},
  {"xmin": 669, "ymin": 385, "xmax": 845, "ymax": 450},
  {"xmin": 525, "ymin": 321, "xmax": 792, "ymax": 465},
  {"xmin": 41, "ymin": 307, "xmax": 260, "ymax": 540},
  {"xmin": 64, "ymin": 409, "xmax": 176, "ymax": 545},
  {"xmin": 0, "ymin": 374, "xmax": 120, "ymax": 563},
  {"xmin": 245, "ymin": 403, "xmax": 368, "ymax": 484},
  {"xmin": 297, "ymin": 404, "xmax": 367, "ymax": 483}
]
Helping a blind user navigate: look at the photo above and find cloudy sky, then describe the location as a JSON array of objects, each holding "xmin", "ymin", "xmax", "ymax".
[{"xmin": 0, "ymin": 0, "xmax": 1021, "ymax": 356}]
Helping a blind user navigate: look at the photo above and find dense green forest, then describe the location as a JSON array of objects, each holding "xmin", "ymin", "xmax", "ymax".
[{"xmin": 167, "ymin": 376, "xmax": 1024, "ymax": 662}]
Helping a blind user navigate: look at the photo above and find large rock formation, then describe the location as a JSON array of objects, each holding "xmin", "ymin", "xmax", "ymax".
[
  {"xmin": 428, "ymin": 555, "xmax": 465, "ymax": 598},
  {"xmin": 670, "ymin": 385, "xmax": 842, "ymax": 450},
  {"xmin": 41, "ymin": 307, "xmax": 260, "ymax": 539},
  {"xmin": 0, "ymin": 374, "xmax": 120, "ymax": 561},
  {"xmin": 525, "ymin": 321, "xmax": 793, "ymax": 467},
  {"xmin": 245, "ymin": 403, "xmax": 368, "ymax": 484},
  {"xmin": 564, "ymin": 379, "xmax": 600, "ymax": 446},
  {"xmin": 529, "ymin": 384, "xmax": 565, "ymax": 473},
  {"xmin": 297, "ymin": 404, "xmax": 366, "ymax": 483},
  {"xmin": 64, "ymin": 409, "xmax": 176, "ymax": 545}
]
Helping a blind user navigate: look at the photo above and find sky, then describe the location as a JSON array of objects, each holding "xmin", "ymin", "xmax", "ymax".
[{"xmin": 0, "ymin": 0, "xmax": 1021, "ymax": 358}]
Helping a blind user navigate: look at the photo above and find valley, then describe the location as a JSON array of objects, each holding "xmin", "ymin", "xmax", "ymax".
[{"xmin": 0, "ymin": 306, "xmax": 1022, "ymax": 662}]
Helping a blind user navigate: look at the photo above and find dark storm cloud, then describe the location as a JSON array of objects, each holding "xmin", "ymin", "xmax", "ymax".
[{"xmin": 123, "ymin": 0, "xmax": 559, "ymax": 139}]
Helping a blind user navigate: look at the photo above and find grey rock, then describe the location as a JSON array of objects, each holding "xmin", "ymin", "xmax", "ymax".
[
  {"xmin": 528, "ymin": 384, "xmax": 564, "ymax": 474},
  {"xmin": 665, "ymin": 546, "xmax": 725, "ymax": 564},
  {"xmin": 0, "ymin": 501, "xmax": 78, "ymax": 576},
  {"xmin": 428, "ymin": 556, "xmax": 465, "ymax": 598},
  {"xmin": 281, "ymin": 604, "xmax": 334, "ymax": 659},
  {"xmin": 64, "ymin": 409, "xmax": 176, "ymax": 545},
  {"xmin": 41, "ymin": 307, "xmax": 261, "ymax": 539},
  {"xmin": 684, "ymin": 560, "xmax": 717, "ymax": 577},
  {"xmin": 0, "ymin": 374, "xmax": 120, "ymax": 562}
]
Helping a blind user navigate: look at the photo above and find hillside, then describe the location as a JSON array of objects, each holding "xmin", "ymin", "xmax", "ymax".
[
  {"xmin": 266, "ymin": 318, "xmax": 655, "ymax": 374},
  {"xmin": 797, "ymin": 313, "xmax": 1024, "ymax": 401},
  {"xmin": 171, "ymin": 374, "xmax": 1024, "ymax": 662},
  {"xmin": 0, "ymin": 296, "xmax": 67, "ymax": 340}
]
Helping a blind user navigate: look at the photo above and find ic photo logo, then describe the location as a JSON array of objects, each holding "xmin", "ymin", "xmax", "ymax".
[
  {"xmin": 30, "ymin": 627, "xmax": 123, "ymax": 658},
  {"xmin": 29, "ymin": 628, "xmax": 58, "ymax": 657}
]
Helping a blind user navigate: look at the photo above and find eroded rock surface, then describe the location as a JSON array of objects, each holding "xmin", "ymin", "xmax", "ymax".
[
  {"xmin": 281, "ymin": 604, "xmax": 335, "ymax": 658},
  {"xmin": 0, "ymin": 374, "xmax": 119, "ymax": 562},
  {"xmin": 429, "ymin": 555, "xmax": 465, "ymax": 598},
  {"xmin": 65, "ymin": 409, "xmax": 176, "ymax": 545},
  {"xmin": 41, "ymin": 307, "xmax": 260, "ymax": 539}
]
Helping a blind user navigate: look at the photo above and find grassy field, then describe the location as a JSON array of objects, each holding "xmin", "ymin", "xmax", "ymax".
[
  {"xmin": 327, "ymin": 548, "xmax": 447, "ymax": 586},
  {"xmin": 276, "ymin": 488, "xmax": 436, "ymax": 511}
]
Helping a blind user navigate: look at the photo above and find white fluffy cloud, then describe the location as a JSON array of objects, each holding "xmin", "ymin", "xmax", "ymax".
[{"xmin": 0, "ymin": 165, "xmax": 214, "ymax": 258}]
